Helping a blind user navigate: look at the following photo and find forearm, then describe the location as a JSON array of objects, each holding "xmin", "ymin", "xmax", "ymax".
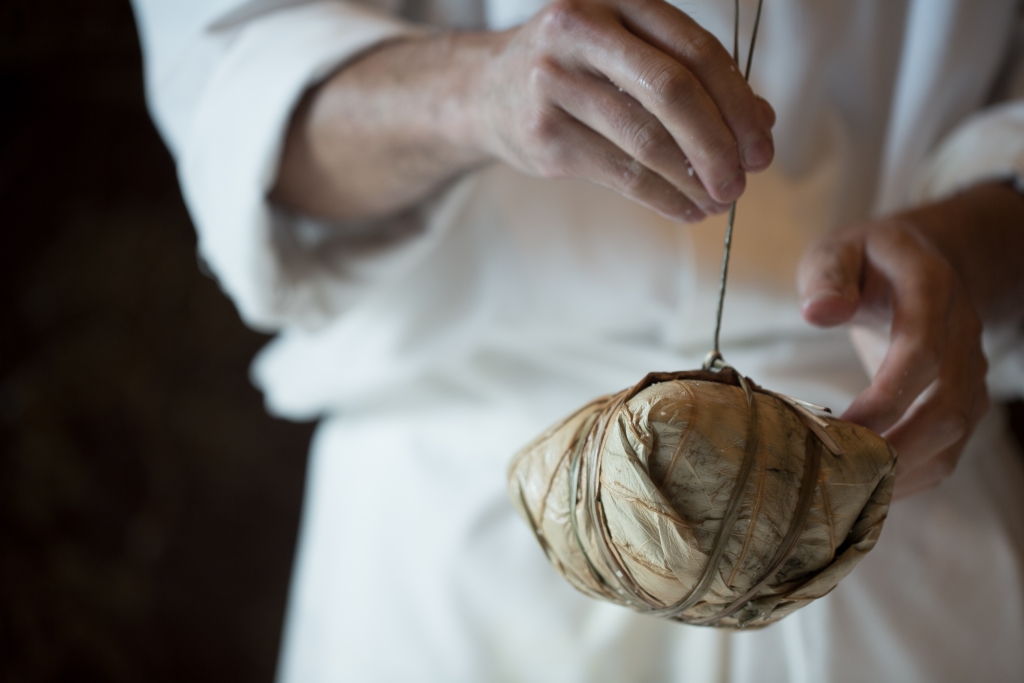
[
  {"xmin": 271, "ymin": 32, "xmax": 500, "ymax": 222},
  {"xmin": 901, "ymin": 181, "xmax": 1024, "ymax": 324},
  {"xmin": 271, "ymin": 0, "xmax": 775, "ymax": 226}
]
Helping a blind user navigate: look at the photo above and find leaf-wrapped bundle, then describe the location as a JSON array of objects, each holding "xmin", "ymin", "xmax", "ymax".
[{"xmin": 508, "ymin": 368, "xmax": 896, "ymax": 628}]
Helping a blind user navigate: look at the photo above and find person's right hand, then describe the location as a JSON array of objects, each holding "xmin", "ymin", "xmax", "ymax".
[
  {"xmin": 471, "ymin": 0, "xmax": 776, "ymax": 222},
  {"xmin": 274, "ymin": 0, "xmax": 776, "ymax": 223}
]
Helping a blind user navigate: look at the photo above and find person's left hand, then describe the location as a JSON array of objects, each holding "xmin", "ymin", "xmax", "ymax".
[{"xmin": 797, "ymin": 214, "xmax": 990, "ymax": 500}]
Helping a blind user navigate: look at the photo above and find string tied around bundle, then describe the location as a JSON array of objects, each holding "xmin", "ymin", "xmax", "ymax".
[
  {"xmin": 507, "ymin": 0, "xmax": 897, "ymax": 631},
  {"xmin": 704, "ymin": 0, "xmax": 764, "ymax": 374}
]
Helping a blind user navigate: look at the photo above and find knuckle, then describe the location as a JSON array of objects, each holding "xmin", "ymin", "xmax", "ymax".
[
  {"xmin": 681, "ymin": 29, "xmax": 726, "ymax": 67},
  {"xmin": 911, "ymin": 250, "xmax": 958, "ymax": 300},
  {"xmin": 525, "ymin": 56, "xmax": 562, "ymax": 97},
  {"xmin": 904, "ymin": 258, "xmax": 945, "ymax": 298},
  {"xmin": 520, "ymin": 111, "xmax": 569, "ymax": 177},
  {"xmin": 886, "ymin": 225, "xmax": 956, "ymax": 282},
  {"xmin": 643, "ymin": 62, "xmax": 691, "ymax": 110},
  {"xmin": 931, "ymin": 386, "xmax": 974, "ymax": 441},
  {"xmin": 538, "ymin": 0, "xmax": 591, "ymax": 37},
  {"xmin": 617, "ymin": 158, "xmax": 650, "ymax": 195},
  {"xmin": 522, "ymin": 107, "xmax": 561, "ymax": 147},
  {"xmin": 526, "ymin": 54, "xmax": 559, "ymax": 84},
  {"xmin": 936, "ymin": 408, "xmax": 969, "ymax": 445},
  {"xmin": 625, "ymin": 117, "xmax": 672, "ymax": 164}
]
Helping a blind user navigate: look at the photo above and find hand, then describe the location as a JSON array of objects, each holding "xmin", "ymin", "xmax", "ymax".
[
  {"xmin": 798, "ymin": 214, "xmax": 989, "ymax": 500},
  {"xmin": 472, "ymin": 0, "xmax": 775, "ymax": 222},
  {"xmin": 274, "ymin": 0, "xmax": 775, "ymax": 222}
]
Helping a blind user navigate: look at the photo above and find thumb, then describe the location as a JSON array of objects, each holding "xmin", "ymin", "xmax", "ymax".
[{"xmin": 797, "ymin": 232, "xmax": 864, "ymax": 327}]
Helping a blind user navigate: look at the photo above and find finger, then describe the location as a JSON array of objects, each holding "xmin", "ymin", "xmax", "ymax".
[
  {"xmin": 539, "ymin": 113, "xmax": 706, "ymax": 222},
  {"xmin": 890, "ymin": 376, "xmax": 987, "ymax": 500},
  {"xmin": 886, "ymin": 322, "xmax": 988, "ymax": 475},
  {"xmin": 549, "ymin": 67, "xmax": 730, "ymax": 215},
  {"xmin": 619, "ymin": 0, "xmax": 775, "ymax": 171},
  {"xmin": 797, "ymin": 232, "xmax": 864, "ymax": 327},
  {"xmin": 571, "ymin": 18, "xmax": 746, "ymax": 204},
  {"xmin": 842, "ymin": 226, "xmax": 953, "ymax": 433},
  {"xmin": 891, "ymin": 438, "xmax": 965, "ymax": 500}
]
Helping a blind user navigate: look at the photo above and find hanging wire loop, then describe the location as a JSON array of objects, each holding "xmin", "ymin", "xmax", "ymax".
[{"xmin": 705, "ymin": 0, "xmax": 765, "ymax": 372}]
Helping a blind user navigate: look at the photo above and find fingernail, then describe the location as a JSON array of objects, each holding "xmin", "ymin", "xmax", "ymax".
[
  {"xmin": 801, "ymin": 284, "xmax": 859, "ymax": 327},
  {"xmin": 801, "ymin": 286, "xmax": 854, "ymax": 311},
  {"xmin": 700, "ymin": 200, "xmax": 732, "ymax": 215},
  {"xmin": 742, "ymin": 137, "xmax": 773, "ymax": 169},
  {"xmin": 717, "ymin": 170, "xmax": 745, "ymax": 202}
]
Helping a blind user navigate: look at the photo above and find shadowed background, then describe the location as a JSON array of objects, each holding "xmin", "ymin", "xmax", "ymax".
[
  {"xmin": 1, "ymin": 3, "xmax": 1023, "ymax": 683},
  {"xmin": 1, "ymin": 2, "xmax": 314, "ymax": 681}
]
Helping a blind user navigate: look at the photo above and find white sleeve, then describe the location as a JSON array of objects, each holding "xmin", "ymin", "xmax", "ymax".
[
  {"xmin": 911, "ymin": 99, "xmax": 1024, "ymax": 201},
  {"xmin": 131, "ymin": 0, "xmax": 433, "ymax": 331},
  {"xmin": 911, "ymin": 10, "xmax": 1024, "ymax": 202},
  {"xmin": 907, "ymin": 13, "xmax": 1024, "ymax": 401},
  {"xmin": 913, "ymin": 98, "xmax": 1024, "ymax": 400}
]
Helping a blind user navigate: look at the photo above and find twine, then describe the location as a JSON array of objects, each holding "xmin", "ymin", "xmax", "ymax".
[
  {"xmin": 707, "ymin": 0, "xmax": 766, "ymax": 372},
  {"xmin": 563, "ymin": 365, "xmax": 838, "ymax": 625}
]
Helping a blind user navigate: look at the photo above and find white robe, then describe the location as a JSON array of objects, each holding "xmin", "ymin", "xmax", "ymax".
[{"xmin": 131, "ymin": 1, "xmax": 1024, "ymax": 680}]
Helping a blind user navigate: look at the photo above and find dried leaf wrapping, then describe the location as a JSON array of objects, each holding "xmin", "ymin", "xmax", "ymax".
[{"xmin": 508, "ymin": 368, "xmax": 896, "ymax": 629}]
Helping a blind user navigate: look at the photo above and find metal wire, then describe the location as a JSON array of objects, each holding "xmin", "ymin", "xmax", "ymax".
[
  {"xmin": 708, "ymin": 0, "xmax": 765, "ymax": 370},
  {"xmin": 733, "ymin": 0, "xmax": 740, "ymax": 64}
]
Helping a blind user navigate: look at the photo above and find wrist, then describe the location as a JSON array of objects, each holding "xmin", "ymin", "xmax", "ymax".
[
  {"xmin": 274, "ymin": 31, "xmax": 502, "ymax": 220},
  {"xmin": 896, "ymin": 182, "xmax": 1024, "ymax": 322},
  {"xmin": 318, "ymin": 32, "xmax": 493, "ymax": 167},
  {"xmin": 444, "ymin": 29, "xmax": 514, "ymax": 165}
]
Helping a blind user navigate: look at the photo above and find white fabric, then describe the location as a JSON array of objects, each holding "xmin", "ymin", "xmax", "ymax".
[
  {"xmin": 130, "ymin": 0, "xmax": 1024, "ymax": 681},
  {"xmin": 135, "ymin": 0, "xmax": 421, "ymax": 329},
  {"xmin": 914, "ymin": 100, "xmax": 1024, "ymax": 198}
]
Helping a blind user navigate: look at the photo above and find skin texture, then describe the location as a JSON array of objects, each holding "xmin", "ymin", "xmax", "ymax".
[
  {"xmin": 798, "ymin": 182, "xmax": 1024, "ymax": 499},
  {"xmin": 271, "ymin": 0, "xmax": 1024, "ymax": 499},
  {"xmin": 271, "ymin": 0, "xmax": 775, "ymax": 222}
]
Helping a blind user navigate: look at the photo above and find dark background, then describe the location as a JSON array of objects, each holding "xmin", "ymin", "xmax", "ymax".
[
  {"xmin": 1, "ymin": 1, "xmax": 314, "ymax": 681},
  {"xmin": 1, "ymin": 3, "xmax": 1023, "ymax": 683}
]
